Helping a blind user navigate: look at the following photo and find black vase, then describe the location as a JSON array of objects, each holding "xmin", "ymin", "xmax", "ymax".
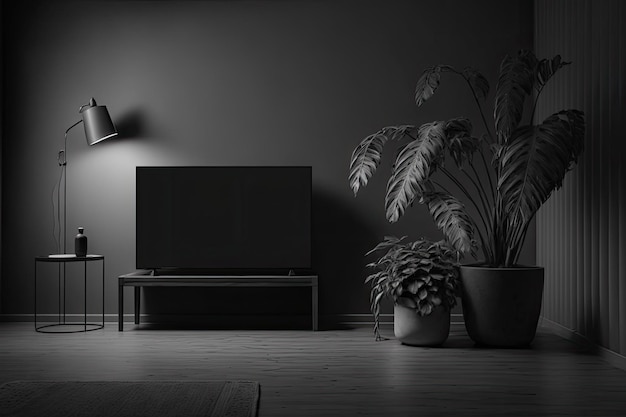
[{"xmin": 75, "ymin": 227, "xmax": 88, "ymax": 257}]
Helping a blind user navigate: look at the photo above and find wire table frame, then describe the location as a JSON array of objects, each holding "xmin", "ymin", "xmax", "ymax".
[{"xmin": 34, "ymin": 255, "xmax": 105, "ymax": 333}]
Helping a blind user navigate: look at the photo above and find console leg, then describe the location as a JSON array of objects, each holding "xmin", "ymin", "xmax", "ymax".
[
  {"xmin": 134, "ymin": 287, "xmax": 141, "ymax": 324},
  {"xmin": 118, "ymin": 278, "xmax": 124, "ymax": 331},
  {"xmin": 312, "ymin": 280, "xmax": 318, "ymax": 331}
]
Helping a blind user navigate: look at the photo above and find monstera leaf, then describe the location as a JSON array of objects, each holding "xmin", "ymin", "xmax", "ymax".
[
  {"xmin": 494, "ymin": 50, "xmax": 537, "ymax": 145},
  {"xmin": 536, "ymin": 55, "xmax": 570, "ymax": 90},
  {"xmin": 462, "ymin": 67, "xmax": 490, "ymax": 99},
  {"xmin": 498, "ymin": 109, "xmax": 585, "ymax": 228},
  {"xmin": 445, "ymin": 118, "xmax": 479, "ymax": 169},
  {"xmin": 424, "ymin": 192, "xmax": 475, "ymax": 254},
  {"xmin": 385, "ymin": 122, "xmax": 447, "ymax": 222},
  {"xmin": 415, "ymin": 66, "xmax": 453, "ymax": 107},
  {"xmin": 349, "ymin": 125, "xmax": 415, "ymax": 196}
]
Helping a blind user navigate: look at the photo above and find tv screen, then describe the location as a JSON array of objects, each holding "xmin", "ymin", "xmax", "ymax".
[{"xmin": 136, "ymin": 166, "xmax": 312, "ymax": 272}]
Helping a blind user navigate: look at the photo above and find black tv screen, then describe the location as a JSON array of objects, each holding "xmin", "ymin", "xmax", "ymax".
[{"xmin": 136, "ymin": 166, "xmax": 312, "ymax": 272}]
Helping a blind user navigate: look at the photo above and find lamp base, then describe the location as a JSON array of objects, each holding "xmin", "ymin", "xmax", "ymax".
[{"xmin": 48, "ymin": 254, "xmax": 77, "ymax": 258}]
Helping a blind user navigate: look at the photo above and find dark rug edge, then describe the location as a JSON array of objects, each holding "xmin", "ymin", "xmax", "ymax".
[{"xmin": 0, "ymin": 380, "xmax": 261, "ymax": 417}]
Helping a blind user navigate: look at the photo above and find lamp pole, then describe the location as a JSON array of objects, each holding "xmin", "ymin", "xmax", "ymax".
[{"xmin": 58, "ymin": 119, "xmax": 83, "ymax": 254}]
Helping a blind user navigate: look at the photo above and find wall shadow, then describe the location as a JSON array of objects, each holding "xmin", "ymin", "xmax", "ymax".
[{"xmin": 108, "ymin": 108, "xmax": 151, "ymax": 142}]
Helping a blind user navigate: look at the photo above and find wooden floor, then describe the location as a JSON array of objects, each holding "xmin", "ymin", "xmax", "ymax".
[{"xmin": 1, "ymin": 323, "xmax": 626, "ymax": 416}]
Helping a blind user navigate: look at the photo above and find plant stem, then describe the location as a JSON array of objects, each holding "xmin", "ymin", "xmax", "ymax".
[
  {"xmin": 461, "ymin": 168, "xmax": 492, "ymax": 234},
  {"xmin": 459, "ymin": 73, "xmax": 496, "ymax": 144},
  {"xmin": 469, "ymin": 164, "xmax": 494, "ymax": 226},
  {"xmin": 432, "ymin": 180, "xmax": 452, "ymax": 196},
  {"xmin": 464, "ymin": 167, "xmax": 495, "ymax": 262},
  {"xmin": 434, "ymin": 177, "xmax": 490, "ymax": 261},
  {"xmin": 529, "ymin": 84, "xmax": 545, "ymax": 124},
  {"xmin": 439, "ymin": 167, "xmax": 491, "ymax": 250},
  {"xmin": 479, "ymin": 142, "xmax": 496, "ymax": 200},
  {"xmin": 473, "ymin": 94, "xmax": 496, "ymax": 144},
  {"xmin": 439, "ymin": 167, "xmax": 478, "ymax": 211},
  {"xmin": 506, "ymin": 215, "xmax": 533, "ymax": 266}
]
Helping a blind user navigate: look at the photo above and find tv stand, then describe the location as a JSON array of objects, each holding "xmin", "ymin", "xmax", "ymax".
[{"xmin": 118, "ymin": 271, "xmax": 318, "ymax": 331}]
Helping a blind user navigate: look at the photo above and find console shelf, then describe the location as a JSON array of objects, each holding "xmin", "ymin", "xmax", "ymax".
[{"xmin": 118, "ymin": 271, "xmax": 318, "ymax": 331}]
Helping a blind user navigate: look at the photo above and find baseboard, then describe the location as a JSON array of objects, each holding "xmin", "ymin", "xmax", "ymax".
[
  {"xmin": 540, "ymin": 316, "xmax": 626, "ymax": 372},
  {"xmin": 330, "ymin": 313, "xmax": 465, "ymax": 327},
  {"xmin": 1, "ymin": 313, "xmax": 125, "ymax": 323},
  {"xmin": 1, "ymin": 313, "xmax": 315, "ymax": 329},
  {"xmin": 1, "ymin": 312, "xmax": 466, "ymax": 328}
]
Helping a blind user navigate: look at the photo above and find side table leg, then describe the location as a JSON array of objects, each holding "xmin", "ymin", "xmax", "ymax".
[
  {"xmin": 84, "ymin": 261, "xmax": 87, "ymax": 332},
  {"xmin": 134, "ymin": 287, "xmax": 140, "ymax": 325},
  {"xmin": 102, "ymin": 260, "xmax": 105, "ymax": 329},
  {"xmin": 34, "ymin": 260, "xmax": 37, "ymax": 331},
  {"xmin": 118, "ymin": 278, "xmax": 124, "ymax": 331},
  {"xmin": 312, "ymin": 280, "xmax": 318, "ymax": 331}
]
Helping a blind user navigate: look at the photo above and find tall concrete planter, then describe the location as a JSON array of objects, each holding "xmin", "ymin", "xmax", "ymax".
[{"xmin": 459, "ymin": 265, "xmax": 544, "ymax": 347}]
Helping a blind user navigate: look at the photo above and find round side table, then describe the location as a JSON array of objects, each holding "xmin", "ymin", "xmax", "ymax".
[{"xmin": 34, "ymin": 255, "xmax": 105, "ymax": 333}]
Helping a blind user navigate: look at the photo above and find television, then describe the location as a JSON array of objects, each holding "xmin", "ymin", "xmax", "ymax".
[{"xmin": 136, "ymin": 166, "xmax": 312, "ymax": 274}]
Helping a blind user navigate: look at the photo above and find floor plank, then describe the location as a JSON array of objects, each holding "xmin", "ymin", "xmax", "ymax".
[{"xmin": 1, "ymin": 323, "xmax": 626, "ymax": 416}]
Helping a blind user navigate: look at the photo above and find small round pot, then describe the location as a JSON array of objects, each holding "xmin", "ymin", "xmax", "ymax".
[
  {"xmin": 459, "ymin": 264, "xmax": 544, "ymax": 347},
  {"xmin": 394, "ymin": 304, "xmax": 451, "ymax": 346}
]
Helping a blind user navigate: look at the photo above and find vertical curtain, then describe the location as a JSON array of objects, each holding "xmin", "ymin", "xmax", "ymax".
[
  {"xmin": 0, "ymin": 2, "xmax": 3, "ymax": 314},
  {"xmin": 535, "ymin": 0, "xmax": 626, "ymax": 355}
]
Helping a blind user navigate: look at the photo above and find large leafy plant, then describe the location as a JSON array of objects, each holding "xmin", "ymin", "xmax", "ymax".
[
  {"xmin": 349, "ymin": 50, "xmax": 585, "ymax": 267},
  {"xmin": 365, "ymin": 236, "xmax": 458, "ymax": 341}
]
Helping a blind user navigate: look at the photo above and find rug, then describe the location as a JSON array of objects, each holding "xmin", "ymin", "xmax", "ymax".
[{"xmin": 0, "ymin": 380, "xmax": 259, "ymax": 417}]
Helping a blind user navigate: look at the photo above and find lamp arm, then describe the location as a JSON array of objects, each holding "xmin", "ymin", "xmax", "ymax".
[
  {"xmin": 58, "ymin": 119, "xmax": 83, "ymax": 166},
  {"xmin": 58, "ymin": 118, "xmax": 84, "ymax": 254}
]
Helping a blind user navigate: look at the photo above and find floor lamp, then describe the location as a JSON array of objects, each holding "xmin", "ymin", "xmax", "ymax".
[{"xmin": 52, "ymin": 97, "xmax": 117, "ymax": 257}]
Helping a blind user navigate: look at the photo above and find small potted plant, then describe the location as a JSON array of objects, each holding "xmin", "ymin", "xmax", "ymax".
[{"xmin": 365, "ymin": 236, "xmax": 458, "ymax": 345}]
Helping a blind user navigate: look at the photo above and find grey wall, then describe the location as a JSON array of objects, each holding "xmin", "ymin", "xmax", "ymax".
[
  {"xmin": 1, "ymin": 0, "xmax": 533, "ymax": 325},
  {"xmin": 536, "ymin": 0, "xmax": 626, "ymax": 356}
]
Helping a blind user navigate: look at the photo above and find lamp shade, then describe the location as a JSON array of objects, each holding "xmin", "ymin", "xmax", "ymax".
[{"xmin": 81, "ymin": 102, "xmax": 118, "ymax": 145}]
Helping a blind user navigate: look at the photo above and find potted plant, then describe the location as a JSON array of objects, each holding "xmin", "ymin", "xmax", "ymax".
[
  {"xmin": 349, "ymin": 50, "xmax": 585, "ymax": 347},
  {"xmin": 365, "ymin": 236, "xmax": 458, "ymax": 345}
]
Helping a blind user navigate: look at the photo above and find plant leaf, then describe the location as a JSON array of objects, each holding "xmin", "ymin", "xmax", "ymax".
[
  {"xmin": 349, "ymin": 126, "xmax": 416, "ymax": 196},
  {"xmin": 397, "ymin": 297, "xmax": 417, "ymax": 309},
  {"xmin": 384, "ymin": 122, "xmax": 447, "ymax": 222},
  {"xmin": 415, "ymin": 66, "xmax": 443, "ymax": 107},
  {"xmin": 536, "ymin": 55, "xmax": 571, "ymax": 90},
  {"xmin": 462, "ymin": 67, "xmax": 490, "ymax": 99},
  {"xmin": 419, "ymin": 302, "xmax": 434, "ymax": 316},
  {"xmin": 370, "ymin": 290, "xmax": 384, "ymax": 340},
  {"xmin": 494, "ymin": 50, "xmax": 537, "ymax": 145},
  {"xmin": 445, "ymin": 118, "xmax": 479, "ymax": 169},
  {"xmin": 364, "ymin": 271, "xmax": 384, "ymax": 285},
  {"xmin": 498, "ymin": 109, "xmax": 585, "ymax": 227},
  {"xmin": 423, "ymin": 192, "xmax": 475, "ymax": 254},
  {"xmin": 406, "ymin": 281, "xmax": 420, "ymax": 294},
  {"xmin": 365, "ymin": 235, "xmax": 406, "ymax": 257}
]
